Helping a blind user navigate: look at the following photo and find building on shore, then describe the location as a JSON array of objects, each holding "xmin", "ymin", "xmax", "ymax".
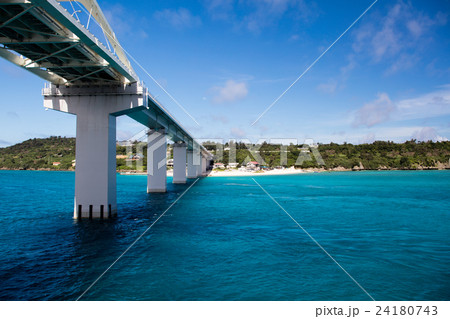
[
  {"xmin": 213, "ymin": 162, "xmax": 225, "ymax": 169},
  {"xmin": 246, "ymin": 161, "xmax": 260, "ymax": 170}
]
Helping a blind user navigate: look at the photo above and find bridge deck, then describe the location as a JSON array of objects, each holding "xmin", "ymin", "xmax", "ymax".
[
  {"xmin": 0, "ymin": 0, "xmax": 136, "ymax": 85},
  {"xmin": 0, "ymin": 0, "xmax": 209, "ymax": 155}
]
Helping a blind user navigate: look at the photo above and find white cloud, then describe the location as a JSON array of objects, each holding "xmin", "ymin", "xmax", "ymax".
[
  {"xmin": 353, "ymin": 86, "xmax": 450, "ymax": 127},
  {"xmin": 242, "ymin": 0, "xmax": 292, "ymax": 32},
  {"xmin": 396, "ymin": 86, "xmax": 450, "ymax": 120},
  {"xmin": 294, "ymin": 127, "xmax": 390, "ymax": 144},
  {"xmin": 375, "ymin": 126, "xmax": 425, "ymax": 140},
  {"xmin": 211, "ymin": 80, "xmax": 248, "ymax": 104},
  {"xmin": 406, "ymin": 19, "xmax": 423, "ymax": 37},
  {"xmin": 258, "ymin": 125, "xmax": 270, "ymax": 134},
  {"xmin": 347, "ymin": 127, "xmax": 425, "ymax": 143},
  {"xmin": 340, "ymin": 55, "xmax": 357, "ymax": 75},
  {"xmin": 211, "ymin": 115, "xmax": 229, "ymax": 124},
  {"xmin": 104, "ymin": 5, "xmax": 130, "ymax": 34},
  {"xmin": 351, "ymin": 1, "xmax": 447, "ymax": 74},
  {"xmin": 353, "ymin": 93, "xmax": 395, "ymax": 127},
  {"xmin": 230, "ymin": 127, "xmax": 246, "ymax": 138},
  {"xmin": 317, "ymin": 80, "xmax": 338, "ymax": 94},
  {"xmin": 0, "ymin": 139, "xmax": 11, "ymax": 147},
  {"xmin": 6, "ymin": 111, "xmax": 19, "ymax": 119},
  {"xmin": 154, "ymin": 8, "xmax": 201, "ymax": 29},
  {"xmin": 411, "ymin": 127, "xmax": 448, "ymax": 142},
  {"xmin": 204, "ymin": 0, "xmax": 234, "ymax": 21},
  {"xmin": 116, "ymin": 130, "xmax": 133, "ymax": 141},
  {"xmin": 310, "ymin": 125, "xmax": 449, "ymax": 144},
  {"xmin": 289, "ymin": 34, "xmax": 299, "ymax": 41},
  {"xmin": 359, "ymin": 132, "xmax": 376, "ymax": 144},
  {"xmin": 204, "ymin": 0, "xmax": 316, "ymax": 33},
  {"xmin": 385, "ymin": 53, "xmax": 419, "ymax": 75},
  {"xmin": 426, "ymin": 59, "xmax": 450, "ymax": 77},
  {"xmin": 104, "ymin": 4, "xmax": 148, "ymax": 39}
]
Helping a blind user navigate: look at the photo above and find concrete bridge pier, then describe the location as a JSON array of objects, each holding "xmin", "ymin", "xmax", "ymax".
[
  {"xmin": 173, "ymin": 142, "xmax": 187, "ymax": 184},
  {"xmin": 196, "ymin": 152, "xmax": 203, "ymax": 177},
  {"xmin": 147, "ymin": 129, "xmax": 167, "ymax": 193},
  {"xmin": 187, "ymin": 150, "xmax": 199, "ymax": 178},
  {"xmin": 43, "ymin": 83, "xmax": 147, "ymax": 219},
  {"xmin": 73, "ymin": 104, "xmax": 117, "ymax": 219},
  {"xmin": 201, "ymin": 157, "xmax": 207, "ymax": 175}
]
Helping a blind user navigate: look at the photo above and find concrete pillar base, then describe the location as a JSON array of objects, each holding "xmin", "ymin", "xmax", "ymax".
[
  {"xmin": 147, "ymin": 188, "xmax": 166, "ymax": 193},
  {"xmin": 74, "ymin": 204, "xmax": 117, "ymax": 219}
]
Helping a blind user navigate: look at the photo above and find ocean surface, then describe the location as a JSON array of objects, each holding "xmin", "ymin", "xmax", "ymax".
[{"xmin": 0, "ymin": 170, "xmax": 449, "ymax": 301}]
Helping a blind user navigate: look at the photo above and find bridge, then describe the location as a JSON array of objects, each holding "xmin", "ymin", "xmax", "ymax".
[{"xmin": 0, "ymin": 0, "xmax": 212, "ymax": 218}]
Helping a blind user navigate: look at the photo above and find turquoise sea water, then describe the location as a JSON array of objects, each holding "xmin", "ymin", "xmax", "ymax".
[{"xmin": 0, "ymin": 170, "xmax": 449, "ymax": 301}]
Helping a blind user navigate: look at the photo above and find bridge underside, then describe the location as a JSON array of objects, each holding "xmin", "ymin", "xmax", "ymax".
[
  {"xmin": 0, "ymin": 0, "xmax": 135, "ymax": 85},
  {"xmin": 43, "ymin": 83, "xmax": 210, "ymax": 218},
  {"xmin": 0, "ymin": 0, "xmax": 212, "ymax": 219}
]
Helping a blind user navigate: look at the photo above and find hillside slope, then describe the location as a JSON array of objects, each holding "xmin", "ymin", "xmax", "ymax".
[
  {"xmin": 1, "ymin": 137, "xmax": 449, "ymax": 171},
  {"xmin": 0, "ymin": 137, "xmax": 75, "ymax": 170}
]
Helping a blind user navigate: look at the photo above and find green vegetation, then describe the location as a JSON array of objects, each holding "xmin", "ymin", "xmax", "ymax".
[
  {"xmin": 204, "ymin": 140, "xmax": 450, "ymax": 170},
  {"xmin": 318, "ymin": 140, "xmax": 450, "ymax": 170},
  {"xmin": 1, "ymin": 137, "xmax": 449, "ymax": 171},
  {"xmin": 0, "ymin": 136, "xmax": 75, "ymax": 170},
  {"xmin": 0, "ymin": 137, "xmax": 171, "ymax": 171}
]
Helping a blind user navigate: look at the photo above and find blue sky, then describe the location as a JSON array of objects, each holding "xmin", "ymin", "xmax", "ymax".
[{"xmin": 1, "ymin": 0, "xmax": 449, "ymax": 147}]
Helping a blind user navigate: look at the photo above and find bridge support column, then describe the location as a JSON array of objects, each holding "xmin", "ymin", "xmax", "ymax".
[
  {"xmin": 43, "ymin": 83, "xmax": 147, "ymax": 219},
  {"xmin": 73, "ymin": 107, "xmax": 117, "ymax": 218},
  {"xmin": 196, "ymin": 151, "xmax": 203, "ymax": 177},
  {"xmin": 196, "ymin": 163, "xmax": 202, "ymax": 177},
  {"xmin": 201, "ymin": 157, "xmax": 207, "ymax": 175},
  {"xmin": 147, "ymin": 129, "xmax": 167, "ymax": 192},
  {"xmin": 187, "ymin": 150, "xmax": 198, "ymax": 178},
  {"xmin": 173, "ymin": 142, "xmax": 187, "ymax": 184}
]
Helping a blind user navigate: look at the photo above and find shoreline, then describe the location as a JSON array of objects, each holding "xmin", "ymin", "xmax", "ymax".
[
  {"xmin": 205, "ymin": 167, "xmax": 450, "ymax": 177},
  {"xmin": 207, "ymin": 168, "xmax": 315, "ymax": 177},
  {"xmin": 118, "ymin": 166, "xmax": 449, "ymax": 177},
  {"xmin": 1, "ymin": 167, "xmax": 449, "ymax": 176}
]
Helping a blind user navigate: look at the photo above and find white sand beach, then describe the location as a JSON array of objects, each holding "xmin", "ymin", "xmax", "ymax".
[
  {"xmin": 206, "ymin": 167, "xmax": 323, "ymax": 177},
  {"xmin": 119, "ymin": 168, "xmax": 324, "ymax": 177}
]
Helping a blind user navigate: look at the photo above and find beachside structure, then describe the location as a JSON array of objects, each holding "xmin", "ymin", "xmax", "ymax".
[
  {"xmin": 246, "ymin": 161, "xmax": 260, "ymax": 170},
  {"xmin": 213, "ymin": 163, "xmax": 225, "ymax": 169},
  {"xmin": 227, "ymin": 162, "xmax": 238, "ymax": 169},
  {"xmin": 117, "ymin": 141, "xmax": 132, "ymax": 147}
]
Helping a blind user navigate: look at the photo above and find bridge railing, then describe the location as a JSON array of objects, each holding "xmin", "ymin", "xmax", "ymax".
[{"xmin": 56, "ymin": 0, "xmax": 133, "ymax": 75}]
